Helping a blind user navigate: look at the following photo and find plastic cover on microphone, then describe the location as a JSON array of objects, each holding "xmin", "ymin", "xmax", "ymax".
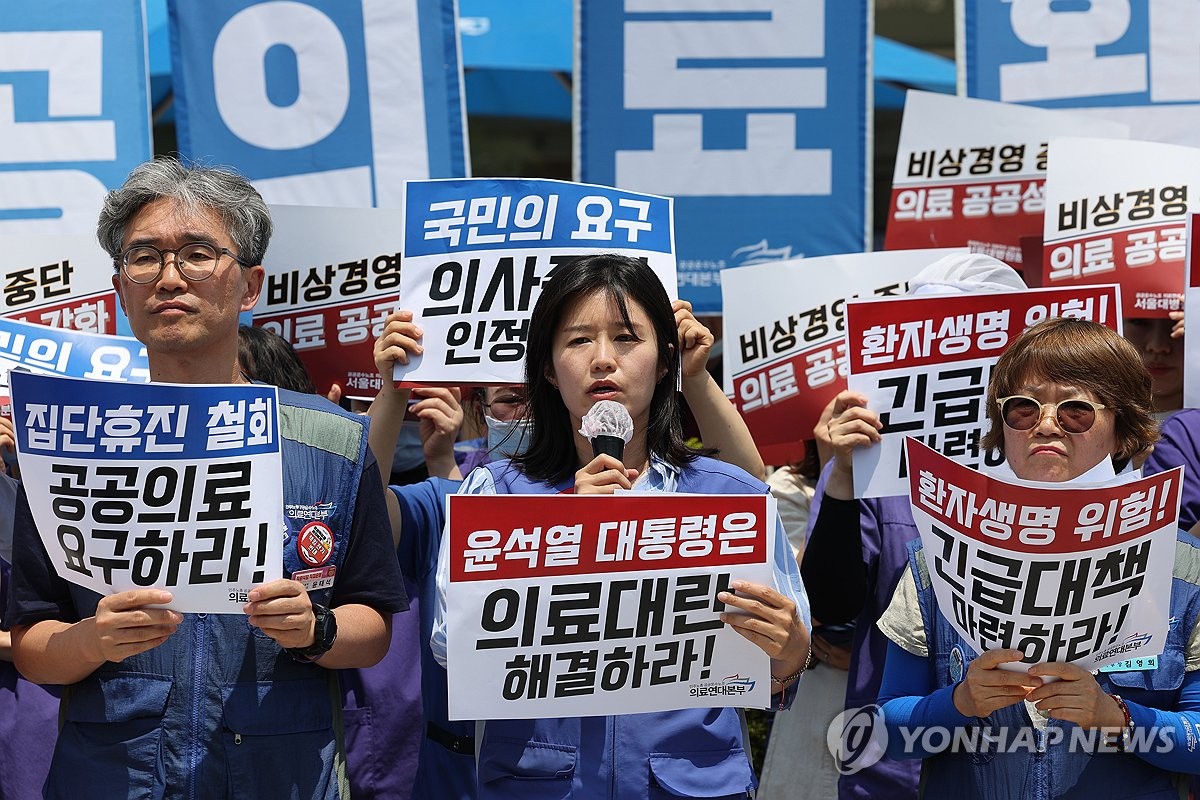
[{"xmin": 580, "ymin": 400, "xmax": 633, "ymax": 461}]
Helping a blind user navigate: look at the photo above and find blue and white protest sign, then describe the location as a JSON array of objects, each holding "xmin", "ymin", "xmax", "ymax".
[
  {"xmin": 0, "ymin": 232, "xmax": 122, "ymax": 334},
  {"xmin": 960, "ymin": 0, "xmax": 1200, "ymax": 146},
  {"xmin": 169, "ymin": 0, "xmax": 468, "ymax": 207},
  {"xmin": 398, "ymin": 178, "xmax": 676, "ymax": 384},
  {"xmin": 577, "ymin": 0, "xmax": 871, "ymax": 313},
  {"xmin": 10, "ymin": 372, "xmax": 285, "ymax": 613},
  {"xmin": 0, "ymin": 316, "xmax": 148, "ymax": 389},
  {"xmin": 0, "ymin": 1, "xmax": 152, "ymax": 235}
]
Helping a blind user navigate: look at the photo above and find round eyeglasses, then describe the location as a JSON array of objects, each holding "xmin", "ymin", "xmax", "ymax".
[
  {"xmin": 119, "ymin": 242, "xmax": 250, "ymax": 284},
  {"xmin": 997, "ymin": 395, "xmax": 1107, "ymax": 434}
]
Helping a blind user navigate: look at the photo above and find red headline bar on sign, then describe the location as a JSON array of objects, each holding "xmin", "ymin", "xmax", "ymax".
[
  {"xmin": 448, "ymin": 494, "xmax": 769, "ymax": 582},
  {"xmin": 905, "ymin": 437, "xmax": 1182, "ymax": 555},
  {"xmin": 844, "ymin": 285, "xmax": 1120, "ymax": 375}
]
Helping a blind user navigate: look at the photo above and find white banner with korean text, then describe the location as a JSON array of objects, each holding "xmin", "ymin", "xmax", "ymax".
[
  {"xmin": 1042, "ymin": 137, "xmax": 1200, "ymax": 318},
  {"xmin": 907, "ymin": 439, "xmax": 1180, "ymax": 672},
  {"xmin": 721, "ymin": 248, "xmax": 962, "ymax": 466},
  {"xmin": 846, "ymin": 285, "xmax": 1121, "ymax": 498},
  {"xmin": 253, "ymin": 205, "xmax": 404, "ymax": 400},
  {"xmin": 445, "ymin": 493, "xmax": 775, "ymax": 719},
  {"xmin": 10, "ymin": 372, "xmax": 284, "ymax": 613}
]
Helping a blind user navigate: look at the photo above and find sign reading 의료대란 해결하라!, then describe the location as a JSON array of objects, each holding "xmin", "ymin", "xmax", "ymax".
[{"xmin": 445, "ymin": 493, "xmax": 777, "ymax": 719}]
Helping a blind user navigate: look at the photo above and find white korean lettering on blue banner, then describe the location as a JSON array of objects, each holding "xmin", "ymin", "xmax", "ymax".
[
  {"xmin": 578, "ymin": 1, "xmax": 870, "ymax": 312},
  {"xmin": 962, "ymin": 0, "xmax": 1200, "ymax": 144},
  {"xmin": 0, "ymin": 1, "xmax": 151, "ymax": 235},
  {"xmin": 169, "ymin": 0, "xmax": 467, "ymax": 207},
  {"xmin": 0, "ymin": 316, "xmax": 149, "ymax": 387}
]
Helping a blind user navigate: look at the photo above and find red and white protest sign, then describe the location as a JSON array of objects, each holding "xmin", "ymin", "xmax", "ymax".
[
  {"xmin": 1042, "ymin": 137, "xmax": 1200, "ymax": 318},
  {"xmin": 907, "ymin": 439, "xmax": 1180, "ymax": 672},
  {"xmin": 251, "ymin": 205, "xmax": 405, "ymax": 400},
  {"xmin": 445, "ymin": 493, "xmax": 777, "ymax": 720},
  {"xmin": 885, "ymin": 92, "xmax": 1127, "ymax": 270},
  {"xmin": 846, "ymin": 285, "xmax": 1121, "ymax": 498},
  {"xmin": 0, "ymin": 232, "xmax": 120, "ymax": 334},
  {"xmin": 722, "ymin": 249, "xmax": 959, "ymax": 466}
]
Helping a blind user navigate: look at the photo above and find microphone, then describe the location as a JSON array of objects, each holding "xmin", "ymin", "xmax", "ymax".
[{"xmin": 580, "ymin": 400, "xmax": 633, "ymax": 462}]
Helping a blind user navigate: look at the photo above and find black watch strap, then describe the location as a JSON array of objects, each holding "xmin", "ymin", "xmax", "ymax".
[{"xmin": 287, "ymin": 603, "xmax": 338, "ymax": 662}]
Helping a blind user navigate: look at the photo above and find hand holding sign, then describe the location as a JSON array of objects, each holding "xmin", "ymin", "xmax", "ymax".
[
  {"xmin": 718, "ymin": 579, "xmax": 810, "ymax": 686},
  {"xmin": 244, "ymin": 579, "xmax": 316, "ymax": 650},
  {"xmin": 951, "ymin": 648, "xmax": 1041, "ymax": 718},
  {"xmin": 1026, "ymin": 661, "xmax": 1127, "ymax": 729},
  {"xmin": 91, "ymin": 589, "xmax": 183, "ymax": 663}
]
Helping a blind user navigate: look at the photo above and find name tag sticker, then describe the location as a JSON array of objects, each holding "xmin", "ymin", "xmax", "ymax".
[
  {"xmin": 292, "ymin": 565, "xmax": 337, "ymax": 592},
  {"xmin": 1098, "ymin": 656, "xmax": 1159, "ymax": 673}
]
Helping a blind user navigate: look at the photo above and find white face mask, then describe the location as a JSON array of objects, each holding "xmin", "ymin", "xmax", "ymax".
[{"xmin": 485, "ymin": 413, "xmax": 532, "ymax": 459}]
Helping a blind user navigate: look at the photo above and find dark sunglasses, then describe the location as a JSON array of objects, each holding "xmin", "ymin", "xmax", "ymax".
[{"xmin": 997, "ymin": 395, "xmax": 1107, "ymax": 434}]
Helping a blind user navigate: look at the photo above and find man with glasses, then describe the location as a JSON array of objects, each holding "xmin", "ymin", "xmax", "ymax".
[{"xmin": 6, "ymin": 158, "xmax": 407, "ymax": 800}]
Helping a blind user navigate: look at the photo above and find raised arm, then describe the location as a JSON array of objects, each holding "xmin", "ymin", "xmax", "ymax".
[
  {"xmin": 367, "ymin": 310, "xmax": 421, "ymax": 547},
  {"xmin": 674, "ymin": 299, "xmax": 765, "ymax": 478}
]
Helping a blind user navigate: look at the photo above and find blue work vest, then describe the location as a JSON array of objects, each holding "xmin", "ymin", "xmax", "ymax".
[
  {"xmin": 907, "ymin": 532, "xmax": 1200, "ymax": 799},
  {"xmin": 472, "ymin": 457, "xmax": 774, "ymax": 800},
  {"xmin": 46, "ymin": 390, "xmax": 368, "ymax": 800}
]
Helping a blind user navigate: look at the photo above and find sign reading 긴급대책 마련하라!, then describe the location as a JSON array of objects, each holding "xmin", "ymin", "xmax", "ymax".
[
  {"xmin": 1040, "ymin": 137, "xmax": 1200, "ymax": 319},
  {"xmin": 10, "ymin": 371, "xmax": 284, "ymax": 614},
  {"xmin": 845, "ymin": 285, "xmax": 1121, "ymax": 499},
  {"xmin": 251, "ymin": 205, "xmax": 405, "ymax": 400},
  {"xmin": 960, "ymin": 0, "xmax": 1200, "ymax": 148},
  {"xmin": 395, "ymin": 178, "xmax": 676, "ymax": 386},
  {"xmin": 721, "ymin": 248, "xmax": 965, "ymax": 467},
  {"xmin": 445, "ymin": 493, "xmax": 777, "ymax": 719},
  {"xmin": 883, "ymin": 91, "xmax": 1129, "ymax": 267},
  {"xmin": 907, "ymin": 438, "xmax": 1180, "ymax": 673}
]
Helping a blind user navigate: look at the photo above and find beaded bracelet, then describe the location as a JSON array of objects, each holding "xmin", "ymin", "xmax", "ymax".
[{"xmin": 1107, "ymin": 693, "xmax": 1134, "ymax": 752}]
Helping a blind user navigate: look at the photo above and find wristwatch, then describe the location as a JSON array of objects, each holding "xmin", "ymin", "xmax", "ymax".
[{"xmin": 287, "ymin": 603, "xmax": 338, "ymax": 662}]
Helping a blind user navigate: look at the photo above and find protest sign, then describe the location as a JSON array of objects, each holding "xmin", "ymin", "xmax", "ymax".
[
  {"xmin": 445, "ymin": 493, "xmax": 776, "ymax": 719},
  {"xmin": 0, "ymin": 316, "xmax": 148, "ymax": 390},
  {"xmin": 847, "ymin": 285, "xmax": 1121, "ymax": 498},
  {"xmin": 0, "ymin": 233, "xmax": 121, "ymax": 334},
  {"xmin": 1041, "ymin": 137, "xmax": 1200, "ymax": 318},
  {"xmin": 884, "ymin": 91, "xmax": 1128, "ymax": 268},
  {"xmin": 252, "ymin": 205, "xmax": 404, "ymax": 399},
  {"xmin": 10, "ymin": 371, "xmax": 284, "ymax": 613},
  {"xmin": 397, "ymin": 178, "xmax": 676, "ymax": 385},
  {"xmin": 722, "ymin": 249, "xmax": 963, "ymax": 466},
  {"xmin": 907, "ymin": 438, "xmax": 1180, "ymax": 672}
]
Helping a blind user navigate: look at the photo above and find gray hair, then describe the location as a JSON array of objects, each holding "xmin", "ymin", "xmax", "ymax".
[{"xmin": 97, "ymin": 157, "xmax": 273, "ymax": 267}]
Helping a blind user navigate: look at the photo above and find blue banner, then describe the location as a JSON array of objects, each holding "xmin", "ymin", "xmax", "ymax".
[
  {"xmin": 577, "ymin": 1, "xmax": 871, "ymax": 313},
  {"xmin": 169, "ymin": 0, "xmax": 468, "ymax": 207},
  {"xmin": 0, "ymin": 1, "xmax": 152, "ymax": 235},
  {"xmin": 0, "ymin": 316, "xmax": 148, "ymax": 385},
  {"xmin": 961, "ymin": 1, "xmax": 1200, "ymax": 143},
  {"xmin": 404, "ymin": 178, "xmax": 674, "ymax": 257},
  {"xmin": 10, "ymin": 372, "xmax": 278, "ymax": 461}
]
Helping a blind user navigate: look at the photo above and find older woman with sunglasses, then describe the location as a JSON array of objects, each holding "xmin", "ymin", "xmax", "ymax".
[{"xmin": 875, "ymin": 317, "xmax": 1200, "ymax": 799}]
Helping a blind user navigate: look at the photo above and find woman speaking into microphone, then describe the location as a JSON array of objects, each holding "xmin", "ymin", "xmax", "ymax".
[{"xmin": 430, "ymin": 253, "xmax": 811, "ymax": 799}]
